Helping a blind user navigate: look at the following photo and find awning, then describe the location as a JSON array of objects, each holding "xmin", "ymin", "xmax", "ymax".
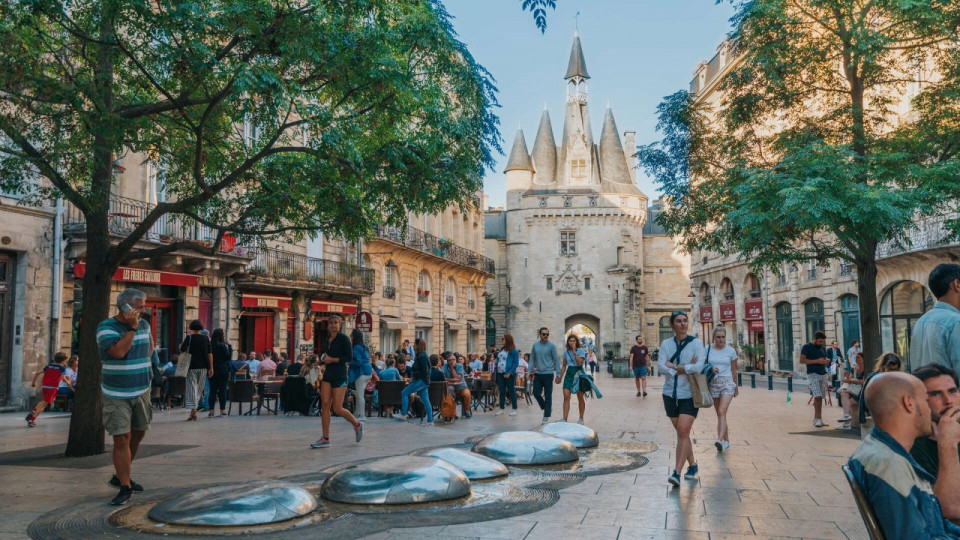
[
  {"xmin": 240, "ymin": 292, "xmax": 292, "ymax": 309},
  {"xmin": 444, "ymin": 320, "xmax": 467, "ymax": 331},
  {"xmin": 310, "ymin": 300, "xmax": 357, "ymax": 315},
  {"xmin": 73, "ymin": 262, "xmax": 198, "ymax": 287},
  {"xmin": 380, "ymin": 316, "xmax": 409, "ymax": 330}
]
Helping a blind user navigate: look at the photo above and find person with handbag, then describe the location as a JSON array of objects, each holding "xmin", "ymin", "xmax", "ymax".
[
  {"xmin": 559, "ymin": 334, "xmax": 589, "ymax": 424},
  {"xmin": 705, "ymin": 327, "xmax": 738, "ymax": 452},
  {"xmin": 658, "ymin": 310, "xmax": 707, "ymax": 487},
  {"xmin": 494, "ymin": 334, "xmax": 519, "ymax": 416},
  {"xmin": 179, "ymin": 320, "xmax": 213, "ymax": 422}
]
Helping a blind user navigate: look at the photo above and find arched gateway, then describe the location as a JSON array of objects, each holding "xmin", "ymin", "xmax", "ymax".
[{"xmin": 565, "ymin": 313, "xmax": 601, "ymax": 356}]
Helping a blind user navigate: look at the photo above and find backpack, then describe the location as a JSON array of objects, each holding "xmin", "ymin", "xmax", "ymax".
[{"xmin": 440, "ymin": 394, "xmax": 457, "ymax": 422}]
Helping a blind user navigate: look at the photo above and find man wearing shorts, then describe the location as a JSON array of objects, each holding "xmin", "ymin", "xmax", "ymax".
[
  {"xmin": 97, "ymin": 289, "xmax": 155, "ymax": 506},
  {"xmin": 629, "ymin": 336, "xmax": 650, "ymax": 397},
  {"xmin": 800, "ymin": 330, "xmax": 831, "ymax": 428}
]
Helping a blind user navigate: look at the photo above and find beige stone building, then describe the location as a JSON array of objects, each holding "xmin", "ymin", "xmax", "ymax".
[
  {"xmin": 687, "ymin": 42, "xmax": 958, "ymax": 373},
  {"xmin": 484, "ymin": 35, "xmax": 690, "ymax": 358}
]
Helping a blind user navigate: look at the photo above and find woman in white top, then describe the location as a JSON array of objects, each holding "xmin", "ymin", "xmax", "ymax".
[
  {"xmin": 658, "ymin": 311, "xmax": 706, "ymax": 487},
  {"xmin": 706, "ymin": 327, "xmax": 738, "ymax": 452}
]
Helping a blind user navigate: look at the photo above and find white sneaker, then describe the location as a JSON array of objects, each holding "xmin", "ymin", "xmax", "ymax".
[
  {"xmin": 494, "ymin": 410, "xmax": 504, "ymax": 416},
  {"xmin": 837, "ymin": 414, "xmax": 852, "ymax": 422},
  {"xmin": 508, "ymin": 410, "xmax": 517, "ymax": 417},
  {"xmin": 813, "ymin": 419, "xmax": 824, "ymax": 427},
  {"xmin": 836, "ymin": 423, "xmax": 853, "ymax": 430},
  {"xmin": 721, "ymin": 441, "xmax": 730, "ymax": 451},
  {"xmin": 577, "ymin": 418, "xmax": 584, "ymax": 425},
  {"xmin": 391, "ymin": 413, "xmax": 407, "ymax": 422}
]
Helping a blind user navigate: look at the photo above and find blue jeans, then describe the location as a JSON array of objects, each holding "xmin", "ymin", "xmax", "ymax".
[
  {"xmin": 401, "ymin": 379, "xmax": 433, "ymax": 423},
  {"xmin": 498, "ymin": 373, "xmax": 517, "ymax": 410},
  {"xmin": 532, "ymin": 373, "xmax": 554, "ymax": 417}
]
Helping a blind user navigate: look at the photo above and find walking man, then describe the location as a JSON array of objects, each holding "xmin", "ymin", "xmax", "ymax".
[
  {"xmin": 910, "ymin": 263, "xmax": 960, "ymax": 373},
  {"xmin": 800, "ymin": 330, "xmax": 831, "ymax": 427},
  {"xmin": 97, "ymin": 289, "xmax": 155, "ymax": 505},
  {"xmin": 529, "ymin": 327, "xmax": 561, "ymax": 424},
  {"xmin": 630, "ymin": 335, "xmax": 650, "ymax": 397}
]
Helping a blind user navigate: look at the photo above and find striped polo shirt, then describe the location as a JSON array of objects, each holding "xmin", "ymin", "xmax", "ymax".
[{"xmin": 97, "ymin": 317, "xmax": 153, "ymax": 398}]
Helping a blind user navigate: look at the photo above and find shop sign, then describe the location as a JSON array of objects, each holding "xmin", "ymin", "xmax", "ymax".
[
  {"xmin": 744, "ymin": 299, "xmax": 764, "ymax": 320},
  {"xmin": 355, "ymin": 311, "xmax": 373, "ymax": 332},
  {"xmin": 698, "ymin": 305, "xmax": 714, "ymax": 323},
  {"xmin": 748, "ymin": 320, "xmax": 764, "ymax": 331},
  {"xmin": 310, "ymin": 300, "xmax": 358, "ymax": 314},
  {"xmin": 719, "ymin": 302, "xmax": 736, "ymax": 322},
  {"xmin": 240, "ymin": 292, "xmax": 292, "ymax": 309},
  {"xmin": 73, "ymin": 262, "xmax": 199, "ymax": 287}
]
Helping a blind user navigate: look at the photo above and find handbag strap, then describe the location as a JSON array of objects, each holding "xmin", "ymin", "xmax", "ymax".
[{"xmin": 670, "ymin": 336, "xmax": 694, "ymax": 400}]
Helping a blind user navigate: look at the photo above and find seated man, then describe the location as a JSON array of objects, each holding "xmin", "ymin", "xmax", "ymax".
[
  {"xmin": 229, "ymin": 353, "xmax": 250, "ymax": 381},
  {"xmin": 379, "ymin": 358, "xmax": 401, "ymax": 381},
  {"xmin": 443, "ymin": 353, "xmax": 472, "ymax": 418},
  {"xmin": 911, "ymin": 363, "xmax": 960, "ymax": 522},
  {"xmin": 848, "ymin": 372, "xmax": 960, "ymax": 539},
  {"xmin": 469, "ymin": 354, "xmax": 483, "ymax": 373}
]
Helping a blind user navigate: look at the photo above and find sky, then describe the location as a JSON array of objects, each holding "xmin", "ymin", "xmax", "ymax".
[{"xmin": 443, "ymin": 0, "xmax": 737, "ymax": 208}]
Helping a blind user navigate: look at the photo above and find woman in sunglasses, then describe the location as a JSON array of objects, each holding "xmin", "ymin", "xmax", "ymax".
[{"xmin": 658, "ymin": 310, "xmax": 707, "ymax": 487}]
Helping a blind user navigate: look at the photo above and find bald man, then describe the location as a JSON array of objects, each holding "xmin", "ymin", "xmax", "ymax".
[{"xmin": 848, "ymin": 372, "xmax": 960, "ymax": 539}]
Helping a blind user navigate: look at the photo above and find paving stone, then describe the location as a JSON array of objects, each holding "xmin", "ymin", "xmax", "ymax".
[
  {"xmin": 665, "ymin": 512, "xmax": 754, "ymax": 534},
  {"xmin": 749, "ymin": 516, "xmax": 847, "ymax": 539}
]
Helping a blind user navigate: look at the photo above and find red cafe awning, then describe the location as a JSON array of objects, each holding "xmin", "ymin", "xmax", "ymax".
[
  {"xmin": 311, "ymin": 300, "xmax": 358, "ymax": 315},
  {"xmin": 719, "ymin": 302, "xmax": 736, "ymax": 322},
  {"xmin": 748, "ymin": 320, "xmax": 765, "ymax": 331},
  {"xmin": 744, "ymin": 299, "xmax": 764, "ymax": 320},
  {"xmin": 698, "ymin": 305, "xmax": 714, "ymax": 323},
  {"xmin": 73, "ymin": 262, "xmax": 199, "ymax": 287},
  {"xmin": 240, "ymin": 292, "xmax": 292, "ymax": 309}
]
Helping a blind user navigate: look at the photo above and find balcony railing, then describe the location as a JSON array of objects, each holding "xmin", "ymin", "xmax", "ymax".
[
  {"xmin": 63, "ymin": 194, "xmax": 248, "ymax": 255},
  {"xmin": 373, "ymin": 225, "xmax": 494, "ymax": 275},
  {"xmin": 417, "ymin": 291, "xmax": 430, "ymax": 302},
  {"xmin": 383, "ymin": 286, "xmax": 396, "ymax": 299},
  {"xmin": 244, "ymin": 247, "xmax": 374, "ymax": 292},
  {"xmin": 839, "ymin": 263, "xmax": 853, "ymax": 277},
  {"xmin": 878, "ymin": 212, "xmax": 960, "ymax": 259},
  {"xmin": 807, "ymin": 268, "xmax": 817, "ymax": 281}
]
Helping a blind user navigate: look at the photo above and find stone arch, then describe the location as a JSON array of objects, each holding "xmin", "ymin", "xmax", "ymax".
[
  {"xmin": 564, "ymin": 313, "xmax": 601, "ymax": 357},
  {"xmin": 720, "ymin": 277, "xmax": 734, "ymax": 301},
  {"xmin": 879, "ymin": 280, "xmax": 933, "ymax": 368}
]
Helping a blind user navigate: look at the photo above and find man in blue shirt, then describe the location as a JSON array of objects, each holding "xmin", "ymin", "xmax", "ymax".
[
  {"xmin": 469, "ymin": 354, "xmax": 483, "ymax": 373},
  {"xmin": 379, "ymin": 358, "xmax": 402, "ymax": 381},
  {"xmin": 442, "ymin": 353, "xmax": 472, "ymax": 418},
  {"xmin": 848, "ymin": 372, "xmax": 960, "ymax": 539},
  {"xmin": 910, "ymin": 264, "xmax": 960, "ymax": 374}
]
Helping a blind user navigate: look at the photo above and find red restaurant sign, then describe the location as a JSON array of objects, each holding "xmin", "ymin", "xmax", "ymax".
[
  {"xmin": 240, "ymin": 292, "xmax": 292, "ymax": 309},
  {"xmin": 744, "ymin": 299, "xmax": 764, "ymax": 320},
  {"xmin": 698, "ymin": 305, "xmax": 714, "ymax": 323},
  {"xmin": 719, "ymin": 302, "xmax": 736, "ymax": 322},
  {"xmin": 311, "ymin": 300, "xmax": 358, "ymax": 315},
  {"xmin": 73, "ymin": 262, "xmax": 199, "ymax": 287},
  {"xmin": 748, "ymin": 320, "xmax": 764, "ymax": 331},
  {"xmin": 355, "ymin": 311, "xmax": 373, "ymax": 332}
]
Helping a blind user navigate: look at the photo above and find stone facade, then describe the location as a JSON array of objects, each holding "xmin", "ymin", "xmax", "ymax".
[{"xmin": 485, "ymin": 36, "xmax": 690, "ymax": 358}]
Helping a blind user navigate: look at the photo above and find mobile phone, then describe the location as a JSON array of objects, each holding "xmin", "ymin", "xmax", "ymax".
[{"xmin": 121, "ymin": 303, "xmax": 134, "ymax": 315}]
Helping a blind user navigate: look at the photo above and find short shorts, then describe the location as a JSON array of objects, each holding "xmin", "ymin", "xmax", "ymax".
[
  {"xmin": 807, "ymin": 373, "xmax": 830, "ymax": 398},
  {"xmin": 102, "ymin": 391, "xmax": 152, "ymax": 436},
  {"xmin": 662, "ymin": 395, "xmax": 699, "ymax": 418},
  {"xmin": 41, "ymin": 388, "xmax": 58, "ymax": 404},
  {"xmin": 633, "ymin": 366, "xmax": 648, "ymax": 378},
  {"xmin": 709, "ymin": 375, "xmax": 736, "ymax": 398}
]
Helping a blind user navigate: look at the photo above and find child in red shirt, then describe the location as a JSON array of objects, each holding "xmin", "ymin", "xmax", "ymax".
[{"xmin": 26, "ymin": 352, "xmax": 72, "ymax": 427}]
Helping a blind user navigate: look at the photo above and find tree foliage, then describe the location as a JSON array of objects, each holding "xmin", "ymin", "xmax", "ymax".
[
  {"xmin": 0, "ymin": 0, "xmax": 500, "ymax": 455},
  {"xmin": 520, "ymin": 0, "xmax": 556, "ymax": 34},
  {"xmin": 638, "ymin": 0, "xmax": 960, "ymax": 364}
]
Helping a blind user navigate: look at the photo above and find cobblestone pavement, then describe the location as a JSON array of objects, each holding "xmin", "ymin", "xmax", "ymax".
[{"xmin": 0, "ymin": 372, "xmax": 866, "ymax": 539}]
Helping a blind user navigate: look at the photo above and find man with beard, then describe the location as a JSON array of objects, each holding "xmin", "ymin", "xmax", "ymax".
[{"xmin": 911, "ymin": 363, "xmax": 960, "ymax": 522}]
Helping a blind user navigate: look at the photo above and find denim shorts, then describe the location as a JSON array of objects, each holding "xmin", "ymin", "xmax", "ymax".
[{"xmin": 633, "ymin": 366, "xmax": 648, "ymax": 378}]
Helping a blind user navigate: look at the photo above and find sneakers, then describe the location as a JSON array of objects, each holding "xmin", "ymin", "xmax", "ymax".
[
  {"xmin": 577, "ymin": 418, "xmax": 584, "ymax": 425},
  {"xmin": 354, "ymin": 423, "xmax": 364, "ymax": 443},
  {"xmin": 715, "ymin": 440, "xmax": 723, "ymax": 452},
  {"xmin": 392, "ymin": 413, "xmax": 407, "ymax": 422},
  {"xmin": 836, "ymin": 423, "xmax": 853, "ymax": 430},
  {"xmin": 508, "ymin": 410, "xmax": 517, "ymax": 417},
  {"xmin": 643, "ymin": 392, "xmax": 648, "ymax": 397},
  {"xmin": 463, "ymin": 412, "xmax": 472, "ymax": 419},
  {"xmin": 542, "ymin": 417, "xmax": 549, "ymax": 425},
  {"xmin": 111, "ymin": 486, "xmax": 133, "ymax": 506},
  {"xmin": 837, "ymin": 414, "xmax": 852, "ymax": 422},
  {"xmin": 813, "ymin": 418, "xmax": 825, "ymax": 427},
  {"xmin": 310, "ymin": 438, "xmax": 331, "ymax": 449},
  {"xmin": 636, "ymin": 391, "xmax": 642, "ymax": 397},
  {"xmin": 683, "ymin": 464, "xmax": 699, "ymax": 480},
  {"xmin": 668, "ymin": 470, "xmax": 681, "ymax": 486},
  {"xmin": 422, "ymin": 422, "xmax": 435, "ymax": 428},
  {"xmin": 25, "ymin": 413, "xmax": 35, "ymax": 427},
  {"xmin": 108, "ymin": 475, "xmax": 144, "ymax": 493},
  {"xmin": 721, "ymin": 441, "xmax": 730, "ymax": 451},
  {"xmin": 494, "ymin": 410, "xmax": 504, "ymax": 416}
]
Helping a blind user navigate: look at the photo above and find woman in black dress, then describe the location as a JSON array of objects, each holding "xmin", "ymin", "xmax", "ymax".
[
  {"xmin": 311, "ymin": 315, "xmax": 363, "ymax": 448},
  {"xmin": 208, "ymin": 329, "xmax": 231, "ymax": 417}
]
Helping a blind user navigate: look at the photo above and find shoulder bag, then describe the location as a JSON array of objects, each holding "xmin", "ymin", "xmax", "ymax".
[
  {"xmin": 684, "ymin": 341, "xmax": 712, "ymax": 409},
  {"xmin": 175, "ymin": 335, "xmax": 192, "ymax": 378}
]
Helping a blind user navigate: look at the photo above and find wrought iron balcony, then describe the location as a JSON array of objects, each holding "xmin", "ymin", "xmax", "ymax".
[
  {"xmin": 383, "ymin": 286, "xmax": 396, "ymax": 299},
  {"xmin": 839, "ymin": 263, "xmax": 853, "ymax": 277},
  {"xmin": 243, "ymin": 247, "xmax": 374, "ymax": 293},
  {"xmin": 877, "ymin": 212, "xmax": 960, "ymax": 259},
  {"xmin": 417, "ymin": 291, "xmax": 430, "ymax": 302},
  {"xmin": 807, "ymin": 268, "xmax": 817, "ymax": 281},
  {"xmin": 63, "ymin": 194, "xmax": 247, "ymax": 255},
  {"xmin": 373, "ymin": 225, "xmax": 494, "ymax": 275}
]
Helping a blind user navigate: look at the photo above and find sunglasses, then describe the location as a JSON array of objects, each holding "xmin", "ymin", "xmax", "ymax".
[
  {"xmin": 541, "ymin": 332, "xmax": 550, "ymax": 336},
  {"xmin": 672, "ymin": 310, "xmax": 687, "ymax": 317}
]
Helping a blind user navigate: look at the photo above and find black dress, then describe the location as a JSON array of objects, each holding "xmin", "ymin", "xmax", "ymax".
[{"xmin": 321, "ymin": 333, "xmax": 352, "ymax": 387}]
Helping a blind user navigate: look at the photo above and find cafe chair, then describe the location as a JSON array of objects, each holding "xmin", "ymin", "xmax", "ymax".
[
  {"xmin": 428, "ymin": 381, "xmax": 446, "ymax": 416},
  {"xmin": 376, "ymin": 381, "xmax": 405, "ymax": 417},
  {"xmin": 841, "ymin": 464, "xmax": 885, "ymax": 540},
  {"xmin": 227, "ymin": 379, "xmax": 256, "ymax": 416},
  {"xmin": 166, "ymin": 376, "xmax": 186, "ymax": 408}
]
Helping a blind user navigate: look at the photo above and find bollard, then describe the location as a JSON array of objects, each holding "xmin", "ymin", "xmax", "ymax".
[
  {"xmin": 737, "ymin": 372, "xmax": 742, "ymax": 387},
  {"xmin": 750, "ymin": 373, "xmax": 756, "ymax": 388},
  {"xmin": 768, "ymin": 375, "xmax": 773, "ymax": 390},
  {"xmin": 787, "ymin": 376, "xmax": 793, "ymax": 393}
]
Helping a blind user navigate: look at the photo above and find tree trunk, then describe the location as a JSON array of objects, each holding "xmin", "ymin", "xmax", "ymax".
[
  {"xmin": 64, "ymin": 225, "xmax": 114, "ymax": 457},
  {"xmin": 856, "ymin": 255, "xmax": 881, "ymax": 373}
]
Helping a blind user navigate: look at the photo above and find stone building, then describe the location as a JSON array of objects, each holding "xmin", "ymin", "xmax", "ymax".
[
  {"xmin": 687, "ymin": 41, "xmax": 958, "ymax": 373},
  {"xmin": 484, "ymin": 35, "xmax": 690, "ymax": 357}
]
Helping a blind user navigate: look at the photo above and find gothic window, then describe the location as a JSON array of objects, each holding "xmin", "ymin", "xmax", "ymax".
[
  {"xmin": 539, "ymin": 197, "xmax": 548, "ymax": 208},
  {"xmin": 560, "ymin": 231, "xmax": 577, "ymax": 256},
  {"xmin": 563, "ymin": 197, "xmax": 572, "ymax": 207}
]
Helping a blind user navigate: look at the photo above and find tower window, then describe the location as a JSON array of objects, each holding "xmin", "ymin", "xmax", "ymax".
[
  {"xmin": 584, "ymin": 278, "xmax": 591, "ymax": 290},
  {"xmin": 546, "ymin": 277, "xmax": 553, "ymax": 290},
  {"xmin": 560, "ymin": 231, "xmax": 577, "ymax": 256}
]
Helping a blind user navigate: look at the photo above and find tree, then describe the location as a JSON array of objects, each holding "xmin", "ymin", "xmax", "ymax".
[
  {"xmin": 0, "ymin": 0, "xmax": 499, "ymax": 456},
  {"xmin": 637, "ymin": 1, "xmax": 960, "ymax": 367},
  {"xmin": 520, "ymin": 0, "xmax": 556, "ymax": 33}
]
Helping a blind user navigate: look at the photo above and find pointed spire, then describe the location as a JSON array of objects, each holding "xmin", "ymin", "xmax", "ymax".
[
  {"xmin": 504, "ymin": 128, "xmax": 534, "ymax": 173},
  {"xmin": 564, "ymin": 34, "xmax": 590, "ymax": 80},
  {"xmin": 599, "ymin": 108, "xmax": 632, "ymax": 184},
  {"xmin": 531, "ymin": 110, "xmax": 557, "ymax": 185}
]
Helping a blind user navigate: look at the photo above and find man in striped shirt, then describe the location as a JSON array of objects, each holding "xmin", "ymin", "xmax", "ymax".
[{"xmin": 97, "ymin": 288, "xmax": 155, "ymax": 506}]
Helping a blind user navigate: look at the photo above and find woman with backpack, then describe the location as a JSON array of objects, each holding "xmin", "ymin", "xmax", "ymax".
[
  {"xmin": 349, "ymin": 329, "xmax": 373, "ymax": 422},
  {"xmin": 558, "ymin": 334, "xmax": 588, "ymax": 424},
  {"xmin": 658, "ymin": 310, "xmax": 707, "ymax": 487}
]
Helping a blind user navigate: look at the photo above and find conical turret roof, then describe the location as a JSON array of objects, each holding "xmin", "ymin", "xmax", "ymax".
[
  {"xmin": 531, "ymin": 110, "xmax": 558, "ymax": 185},
  {"xmin": 504, "ymin": 128, "xmax": 534, "ymax": 173},
  {"xmin": 564, "ymin": 34, "xmax": 590, "ymax": 80},
  {"xmin": 599, "ymin": 107, "xmax": 643, "ymax": 194}
]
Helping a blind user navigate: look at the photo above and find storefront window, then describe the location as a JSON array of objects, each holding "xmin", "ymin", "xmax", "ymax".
[{"xmin": 880, "ymin": 281, "xmax": 933, "ymax": 368}]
